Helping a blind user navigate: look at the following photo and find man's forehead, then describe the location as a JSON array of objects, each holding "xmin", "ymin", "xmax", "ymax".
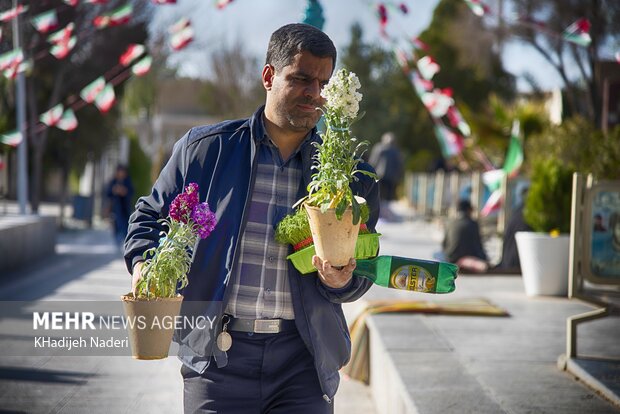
[{"xmin": 286, "ymin": 52, "xmax": 333, "ymax": 76}]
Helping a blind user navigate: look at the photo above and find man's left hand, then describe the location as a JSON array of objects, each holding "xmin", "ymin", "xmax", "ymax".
[{"xmin": 312, "ymin": 256, "xmax": 356, "ymax": 289}]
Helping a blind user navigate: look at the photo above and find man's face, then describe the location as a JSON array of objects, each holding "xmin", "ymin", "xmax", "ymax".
[{"xmin": 263, "ymin": 51, "xmax": 333, "ymax": 133}]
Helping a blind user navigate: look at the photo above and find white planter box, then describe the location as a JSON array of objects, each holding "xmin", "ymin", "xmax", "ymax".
[{"xmin": 515, "ymin": 232, "xmax": 570, "ymax": 297}]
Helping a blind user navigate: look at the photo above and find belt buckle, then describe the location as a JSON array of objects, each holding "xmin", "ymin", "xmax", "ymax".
[{"xmin": 253, "ymin": 319, "xmax": 280, "ymax": 334}]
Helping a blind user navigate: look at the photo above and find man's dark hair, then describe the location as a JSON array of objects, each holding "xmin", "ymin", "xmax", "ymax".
[
  {"xmin": 265, "ymin": 23, "xmax": 336, "ymax": 72},
  {"xmin": 457, "ymin": 199, "xmax": 472, "ymax": 214}
]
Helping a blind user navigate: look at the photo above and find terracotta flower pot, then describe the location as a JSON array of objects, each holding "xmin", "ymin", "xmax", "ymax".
[
  {"xmin": 305, "ymin": 203, "xmax": 361, "ymax": 267},
  {"xmin": 120, "ymin": 293, "xmax": 183, "ymax": 360}
]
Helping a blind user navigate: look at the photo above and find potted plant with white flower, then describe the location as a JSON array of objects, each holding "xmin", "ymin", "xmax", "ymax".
[
  {"xmin": 121, "ymin": 183, "xmax": 216, "ymax": 359},
  {"xmin": 296, "ymin": 68, "xmax": 377, "ymax": 266}
]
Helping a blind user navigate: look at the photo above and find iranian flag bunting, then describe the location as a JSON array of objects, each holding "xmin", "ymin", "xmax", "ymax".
[
  {"xmin": 131, "ymin": 55, "xmax": 152, "ymax": 76},
  {"xmin": 170, "ymin": 24, "xmax": 194, "ymax": 51},
  {"xmin": 40, "ymin": 104, "xmax": 64, "ymax": 126},
  {"xmin": 0, "ymin": 49, "xmax": 22, "ymax": 71},
  {"xmin": 410, "ymin": 71, "xmax": 434, "ymax": 97},
  {"xmin": 168, "ymin": 17, "xmax": 190, "ymax": 34},
  {"xmin": 422, "ymin": 88, "xmax": 454, "ymax": 118},
  {"xmin": 94, "ymin": 83, "xmax": 116, "ymax": 112},
  {"xmin": 94, "ymin": 4, "xmax": 133, "ymax": 28},
  {"xmin": 563, "ymin": 18, "xmax": 591, "ymax": 47},
  {"xmin": 3, "ymin": 59, "xmax": 30, "ymax": 80},
  {"xmin": 50, "ymin": 36, "xmax": 77, "ymax": 59},
  {"xmin": 48, "ymin": 23, "xmax": 75, "ymax": 44},
  {"xmin": 482, "ymin": 169, "xmax": 505, "ymax": 192},
  {"xmin": 480, "ymin": 189, "xmax": 502, "ymax": 217},
  {"xmin": 502, "ymin": 120, "xmax": 523, "ymax": 177},
  {"xmin": 31, "ymin": 10, "xmax": 59, "ymax": 34},
  {"xmin": 57, "ymin": 108, "xmax": 78, "ymax": 131},
  {"xmin": 80, "ymin": 77, "xmax": 106, "ymax": 103},
  {"xmin": 447, "ymin": 106, "xmax": 471, "ymax": 136},
  {"xmin": 417, "ymin": 55, "xmax": 440, "ymax": 80},
  {"xmin": 120, "ymin": 44, "xmax": 145, "ymax": 66},
  {"xmin": 434, "ymin": 123, "xmax": 464, "ymax": 158},
  {"xmin": 0, "ymin": 5, "xmax": 28, "ymax": 23},
  {"xmin": 0, "ymin": 130, "xmax": 22, "ymax": 147}
]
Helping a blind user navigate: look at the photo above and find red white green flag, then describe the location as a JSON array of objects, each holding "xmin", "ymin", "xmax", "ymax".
[
  {"xmin": 57, "ymin": 108, "xmax": 78, "ymax": 131},
  {"xmin": 50, "ymin": 36, "xmax": 76, "ymax": 59},
  {"xmin": 563, "ymin": 18, "xmax": 591, "ymax": 47},
  {"xmin": 422, "ymin": 88, "xmax": 454, "ymax": 118},
  {"xmin": 80, "ymin": 77, "xmax": 106, "ymax": 103},
  {"xmin": 94, "ymin": 83, "xmax": 116, "ymax": 112},
  {"xmin": 3, "ymin": 59, "xmax": 30, "ymax": 80},
  {"xmin": 131, "ymin": 55, "xmax": 152, "ymax": 76},
  {"xmin": 94, "ymin": 4, "xmax": 133, "ymax": 28},
  {"xmin": 434, "ymin": 123, "xmax": 464, "ymax": 158},
  {"xmin": 0, "ymin": 49, "xmax": 22, "ymax": 71},
  {"xmin": 119, "ymin": 44, "xmax": 145, "ymax": 66},
  {"xmin": 447, "ymin": 106, "xmax": 471, "ymax": 137},
  {"xmin": 63, "ymin": 0, "xmax": 79, "ymax": 6},
  {"xmin": 170, "ymin": 23, "xmax": 194, "ymax": 51},
  {"xmin": 410, "ymin": 71, "xmax": 434, "ymax": 97},
  {"xmin": 31, "ymin": 10, "xmax": 58, "ymax": 34},
  {"xmin": 502, "ymin": 120, "xmax": 523, "ymax": 177},
  {"xmin": 0, "ymin": 5, "xmax": 28, "ymax": 23},
  {"xmin": 480, "ymin": 189, "xmax": 502, "ymax": 217},
  {"xmin": 0, "ymin": 130, "xmax": 22, "ymax": 147},
  {"xmin": 40, "ymin": 104, "xmax": 77, "ymax": 130},
  {"xmin": 48, "ymin": 23, "xmax": 74, "ymax": 44},
  {"xmin": 40, "ymin": 104, "xmax": 64, "ymax": 126},
  {"xmin": 417, "ymin": 55, "xmax": 440, "ymax": 80},
  {"xmin": 168, "ymin": 17, "xmax": 190, "ymax": 33}
]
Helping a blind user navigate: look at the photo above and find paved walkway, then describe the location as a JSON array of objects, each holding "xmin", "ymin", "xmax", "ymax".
[
  {"xmin": 0, "ymin": 222, "xmax": 374, "ymax": 413},
  {"xmin": 0, "ymin": 202, "xmax": 618, "ymax": 413}
]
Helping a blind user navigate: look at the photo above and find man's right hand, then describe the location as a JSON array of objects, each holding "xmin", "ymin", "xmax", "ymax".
[{"xmin": 132, "ymin": 262, "xmax": 144, "ymax": 296}]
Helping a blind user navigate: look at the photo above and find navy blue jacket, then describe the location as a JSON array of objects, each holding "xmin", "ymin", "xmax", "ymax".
[{"xmin": 124, "ymin": 106, "xmax": 379, "ymax": 400}]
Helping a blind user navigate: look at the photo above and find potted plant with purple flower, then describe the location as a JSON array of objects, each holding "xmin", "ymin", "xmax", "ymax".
[{"xmin": 121, "ymin": 183, "xmax": 216, "ymax": 359}]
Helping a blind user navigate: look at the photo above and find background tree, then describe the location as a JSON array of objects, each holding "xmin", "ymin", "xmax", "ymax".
[
  {"xmin": 199, "ymin": 39, "xmax": 264, "ymax": 119},
  {"xmin": 0, "ymin": 0, "xmax": 153, "ymax": 212},
  {"xmin": 505, "ymin": 0, "xmax": 620, "ymax": 124}
]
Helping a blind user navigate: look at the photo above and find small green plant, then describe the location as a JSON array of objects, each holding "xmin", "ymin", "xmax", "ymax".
[
  {"xmin": 523, "ymin": 158, "xmax": 573, "ymax": 234},
  {"xmin": 297, "ymin": 69, "xmax": 376, "ymax": 224},
  {"xmin": 136, "ymin": 183, "xmax": 216, "ymax": 299},
  {"xmin": 276, "ymin": 204, "xmax": 370, "ymax": 249}
]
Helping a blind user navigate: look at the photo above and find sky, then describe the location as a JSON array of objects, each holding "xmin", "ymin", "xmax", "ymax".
[{"xmin": 151, "ymin": 0, "xmax": 563, "ymax": 92}]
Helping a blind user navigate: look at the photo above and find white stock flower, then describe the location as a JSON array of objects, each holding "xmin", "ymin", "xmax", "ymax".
[{"xmin": 321, "ymin": 69, "xmax": 363, "ymax": 120}]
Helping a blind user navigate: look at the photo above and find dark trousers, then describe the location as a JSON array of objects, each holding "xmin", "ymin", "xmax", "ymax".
[{"xmin": 181, "ymin": 329, "xmax": 333, "ymax": 414}]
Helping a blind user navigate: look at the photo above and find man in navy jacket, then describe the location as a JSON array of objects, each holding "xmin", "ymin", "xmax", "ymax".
[{"xmin": 124, "ymin": 23, "xmax": 379, "ymax": 413}]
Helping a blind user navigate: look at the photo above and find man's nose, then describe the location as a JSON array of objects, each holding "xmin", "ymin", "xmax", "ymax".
[{"xmin": 304, "ymin": 79, "xmax": 322, "ymax": 99}]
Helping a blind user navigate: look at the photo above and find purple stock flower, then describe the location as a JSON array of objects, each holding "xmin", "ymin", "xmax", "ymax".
[
  {"xmin": 191, "ymin": 202, "xmax": 217, "ymax": 239},
  {"xmin": 170, "ymin": 183, "xmax": 201, "ymax": 223}
]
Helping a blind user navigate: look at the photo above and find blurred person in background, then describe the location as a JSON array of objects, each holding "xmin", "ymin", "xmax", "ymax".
[
  {"xmin": 106, "ymin": 164, "xmax": 134, "ymax": 248},
  {"xmin": 369, "ymin": 131, "xmax": 404, "ymax": 221}
]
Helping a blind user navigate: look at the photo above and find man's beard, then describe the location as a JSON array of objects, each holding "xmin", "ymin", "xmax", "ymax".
[{"xmin": 279, "ymin": 99, "xmax": 321, "ymax": 130}]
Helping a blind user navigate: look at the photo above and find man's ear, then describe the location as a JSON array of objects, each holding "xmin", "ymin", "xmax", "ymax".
[{"xmin": 262, "ymin": 64, "xmax": 275, "ymax": 90}]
